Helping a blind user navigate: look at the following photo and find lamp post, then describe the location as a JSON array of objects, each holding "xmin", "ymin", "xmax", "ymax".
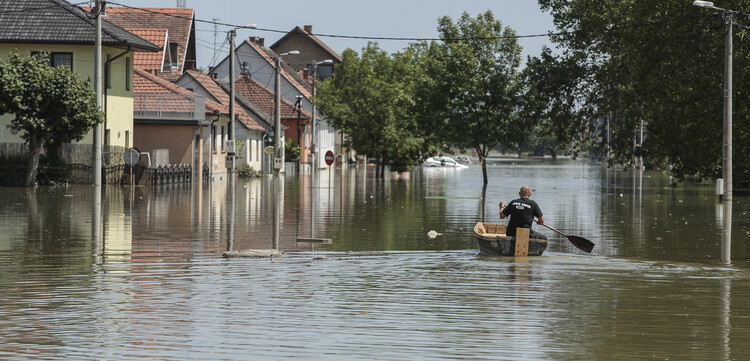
[
  {"xmin": 310, "ymin": 59, "xmax": 333, "ymax": 178},
  {"xmin": 274, "ymin": 51, "xmax": 300, "ymax": 177},
  {"xmin": 693, "ymin": 0, "xmax": 734, "ymax": 201},
  {"xmin": 227, "ymin": 24, "xmax": 256, "ymax": 173}
]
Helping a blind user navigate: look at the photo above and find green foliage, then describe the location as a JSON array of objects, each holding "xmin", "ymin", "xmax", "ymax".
[
  {"xmin": 531, "ymin": 0, "xmax": 750, "ymax": 183},
  {"xmin": 285, "ymin": 139, "xmax": 300, "ymax": 162},
  {"xmin": 0, "ymin": 50, "xmax": 104, "ymax": 185},
  {"xmin": 316, "ymin": 43, "xmax": 434, "ymax": 175},
  {"xmin": 413, "ymin": 11, "xmax": 526, "ymax": 184},
  {"xmin": 236, "ymin": 163, "xmax": 260, "ymax": 178}
]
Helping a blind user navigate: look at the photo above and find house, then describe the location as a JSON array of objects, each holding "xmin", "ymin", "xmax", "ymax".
[
  {"xmin": 0, "ymin": 0, "xmax": 160, "ymax": 156},
  {"xmin": 209, "ymin": 38, "xmax": 336, "ymax": 172},
  {"xmin": 269, "ymin": 25, "xmax": 342, "ymax": 80},
  {"xmin": 231, "ymin": 74, "xmax": 311, "ymax": 169},
  {"xmin": 98, "ymin": 6, "xmax": 196, "ymax": 81},
  {"xmin": 176, "ymin": 70, "xmax": 268, "ymax": 174}
]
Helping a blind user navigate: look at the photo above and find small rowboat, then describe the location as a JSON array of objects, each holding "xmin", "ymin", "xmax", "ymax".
[{"xmin": 474, "ymin": 222, "xmax": 548, "ymax": 256}]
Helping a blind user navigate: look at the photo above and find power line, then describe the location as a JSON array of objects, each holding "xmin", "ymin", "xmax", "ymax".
[{"xmin": 104, "ymin": 1, "xmax": 708, "ymax": 45}]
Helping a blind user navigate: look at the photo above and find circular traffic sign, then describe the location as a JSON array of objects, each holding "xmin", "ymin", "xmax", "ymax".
[{"xmin": 325, "ymin": 150, "xmax": 335, "ymax": 166}]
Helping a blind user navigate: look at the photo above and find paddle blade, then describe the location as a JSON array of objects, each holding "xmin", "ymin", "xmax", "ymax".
[{"xmin": 567, "ymin": 235, "xmax": 595, "ymax": 253}]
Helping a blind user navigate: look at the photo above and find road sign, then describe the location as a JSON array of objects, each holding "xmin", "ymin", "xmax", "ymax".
[
  {"xmin": 263, "ymin": 146, "xmax": 274, "ymax": 155},
  {"xmin": 124, "ymin": 148, "xmax": 140, "ymax": 165},
  {"xmin": 325, "ymin": 150, "xmax": 335, "ymax": 166}
]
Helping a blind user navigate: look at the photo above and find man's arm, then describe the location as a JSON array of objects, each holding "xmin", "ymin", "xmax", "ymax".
[
  {"xmin": 499, "ymin": 202, "xmax": 507, "ymax": 219},
  {"xmin": 536, "ymin": 215, "xmax": 544, "ymax": 225}
]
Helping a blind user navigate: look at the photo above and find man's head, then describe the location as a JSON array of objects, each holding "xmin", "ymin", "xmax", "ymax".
[{"xmin": 519, "ymin": 186, "xmax": 532, "ymax": 198}]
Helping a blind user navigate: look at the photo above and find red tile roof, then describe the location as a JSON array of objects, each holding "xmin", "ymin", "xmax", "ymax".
[
  {"xmin": 234, "ymin": 75, "xmax": 311, "ymax": 119},
  {"xmin": 126, "ymin": 28, "xmax": 169, "ymax": 72},
  {"xmin": 135, "ymin": 68, "xmax": 226, "ymax": 118},
  {"xmin": 244, "ymin": 40, "xmax": 312, "ymax": 99},
  {"xmin": 180, "ymin": 70, "xmax": 265, "ymax": 131},
  {"xmin": 100, "ymin": 7, "xmax": 194, "ymax": 76}
]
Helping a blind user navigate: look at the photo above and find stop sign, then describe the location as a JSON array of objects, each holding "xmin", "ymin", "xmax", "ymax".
[{"xmin": 325, "ymin": 150, "xmax": 335, "ymax": 166}]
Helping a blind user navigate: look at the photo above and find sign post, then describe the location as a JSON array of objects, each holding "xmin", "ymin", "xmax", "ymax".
[
  {"xmin": 325, "ymin": 150, "xmax": 335, "ymax": 166},
  {"xmin": 325, "ymin": 150, "xmax": 335, "ymax": 187}
]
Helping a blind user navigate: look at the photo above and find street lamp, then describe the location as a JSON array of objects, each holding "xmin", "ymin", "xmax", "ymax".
[
  {"xmin": 310, "ymin": 59, "xmax": 333, "ymax": 176},
  {"xmin": 227, "ymin": 24, "xmax": 256, "ymax": 173},
  {"xmin": 274, "ymin": 50, "xmax": 300, "ymax": 176},
  {"xmin": 693, "ymin": 0, "xmax": 733, "ymax": 201}
]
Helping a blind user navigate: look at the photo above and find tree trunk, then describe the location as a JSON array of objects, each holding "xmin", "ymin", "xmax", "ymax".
[
  {"xmin": 480, "ymin": 153, "xmax": 488, "ymax": 185},
  {"xmin": 25, "ymin": 133, "xmax": 43, "ymax": 186}
]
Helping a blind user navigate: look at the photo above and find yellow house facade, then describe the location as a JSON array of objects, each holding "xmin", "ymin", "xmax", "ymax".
[
  {"xmin": 0, "ymin": 44, "xmax": 137, "ymax": 149},
  {"xmin": 0, "ymin": 0, "xmax": 159, "ymax": 160}
]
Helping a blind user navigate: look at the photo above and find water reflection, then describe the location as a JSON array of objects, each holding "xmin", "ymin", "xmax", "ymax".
[{"xmin": 2, "ymin": 159, "xmax": 750, "ymax": 360}]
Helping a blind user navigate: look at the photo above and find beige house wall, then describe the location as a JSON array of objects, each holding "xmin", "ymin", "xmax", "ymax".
[{"xmin": 0, "ymin": 44, "xmax": 135, "ymax": 149}]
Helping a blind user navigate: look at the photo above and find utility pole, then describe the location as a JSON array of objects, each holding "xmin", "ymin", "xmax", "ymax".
[
  {"xmin": 228, "ymin": 29, "xmax": 236, "ymax": 173},
  {"xmin": 273, "ymin": 52, "xmax": 300, "ymax": 176},
  {"xmin": 723, "ymin": 10, "xmax": 733, "ymax": 201},
  {"xmin": 93, "ymin": 0, "xmax": 104, "ymax": 186}
]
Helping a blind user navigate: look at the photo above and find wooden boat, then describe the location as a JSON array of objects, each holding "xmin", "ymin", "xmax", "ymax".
[{"xmin": 474, "ymin": 222, "xmax": 548, "ymax": 256}]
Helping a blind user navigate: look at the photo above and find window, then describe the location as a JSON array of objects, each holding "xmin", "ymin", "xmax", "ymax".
[
  {"xmin": 170, "ymin": 42, "xmax": 179, "ymax": 69},
  {"xmin": 51, "ymin": 53, "xmax": 73, "ymax": 69},
  {"xmin": 31, "ymin": 52, "xmax": 73, "ymax": 70},
  {"xmin": 211, "ymin": 125, "xmax": 217, "ymax": 154},
  {"xmin": 106, "ymin": 54, "xmax": 112, "ymax": 89},
  {"xmin": 221, "ymin": 126, "xmax": 225, "ymax": 153},
  {"xmin": 125, "ymin": 56, "xmax": 131, "ymax": 91}
]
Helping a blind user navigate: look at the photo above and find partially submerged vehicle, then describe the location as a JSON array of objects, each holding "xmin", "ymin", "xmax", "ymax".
[{"xmin": 423, "ymin": 156, "xmax": 468, "ymax": 168}]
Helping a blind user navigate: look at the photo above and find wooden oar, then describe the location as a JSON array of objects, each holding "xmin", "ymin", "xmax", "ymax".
[{"xmin": 535, "ymin": 220, "xmax": 595, "ymax": 253}]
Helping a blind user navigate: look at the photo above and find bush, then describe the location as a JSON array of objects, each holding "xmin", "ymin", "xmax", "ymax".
[
  {"xmin": 285, "ymin": 140, "xmax": 300, "ymax": 162},
  {"xmin": 237, "ymin": 164, "xmax": 260, "ymax": 178}
]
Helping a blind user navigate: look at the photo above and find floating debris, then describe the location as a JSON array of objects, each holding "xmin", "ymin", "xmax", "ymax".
[
  {"xmin": 427, "ymin": 230, "xmax": 442, "ymax": 239},
  {"xmin": 223, "ymin": 249, "xmax": 282, "ymax": 258}
]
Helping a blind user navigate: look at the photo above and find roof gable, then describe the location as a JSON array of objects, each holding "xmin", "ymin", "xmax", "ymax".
[
  {"xmin": 270, "ymin": 26, "xmax": 342, "ymax": 63},
  {"xmin": 177, "ymin": 70, "xmax": 265, "ymax": 131},
  {"xmin": 233, "ymin": 75, "xmax": 311, "ymax": 120},
  {"xmin": 102, "ymin": 7, "xmax": 195, "ymax": 73},
  {"xmin": 0, "ymin": 0, "xmax": 159, "ymax": 51},
  {"xmin": 127, "ymin": 28, "xmax": 170, "ymax": 71}
]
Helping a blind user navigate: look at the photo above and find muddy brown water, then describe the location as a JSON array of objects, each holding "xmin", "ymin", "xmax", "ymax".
[{"xmin": 1, "ymin": 158, "xmax": 749, "ymax": 360}]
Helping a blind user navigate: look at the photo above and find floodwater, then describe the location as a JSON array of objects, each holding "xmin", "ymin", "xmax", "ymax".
[{"xmin": 1, "ymin": 158, "xmax": 750, "ymax": 360}]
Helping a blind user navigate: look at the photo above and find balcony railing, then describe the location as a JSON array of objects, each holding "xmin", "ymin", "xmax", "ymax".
[{"xmin": 134, "ymin": 93, "xmax": 206, "ymax": 121}]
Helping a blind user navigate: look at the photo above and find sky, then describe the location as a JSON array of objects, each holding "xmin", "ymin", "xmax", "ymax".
[{"xmin": 107, "ymin": 0, "xmax": 558, "ymax": 70}]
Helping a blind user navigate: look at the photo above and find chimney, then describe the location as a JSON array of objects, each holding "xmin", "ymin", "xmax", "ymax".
[
  {"xmin": 304, "ymin": 25, "xmax": 313, "ymax": 34},
  {"xmin": 257, "ymin": 38, "xmax": 265, "ymax": 47},
  {"xmin": 249, "ymin": 36, "xmax": 257, "ymax": 44},
  {"xmin": 302, "ymin": 69, "xmax": 309, "ymax": 80}
]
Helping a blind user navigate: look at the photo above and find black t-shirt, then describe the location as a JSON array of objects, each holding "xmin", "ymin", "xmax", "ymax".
[{"xmin": 502, "ymin": 197, "xmax": 543, "ymax": 236}]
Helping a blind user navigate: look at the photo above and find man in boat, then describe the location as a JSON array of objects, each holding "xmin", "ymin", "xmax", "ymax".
[{"xmin": 499, "ymin": 186, "xmax": 547, "ymax": 240}]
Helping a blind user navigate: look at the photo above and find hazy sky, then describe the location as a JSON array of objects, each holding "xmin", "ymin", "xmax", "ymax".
[{"xmin": 107, "ymin": 0, "xmax": 557, "ymax": 69}]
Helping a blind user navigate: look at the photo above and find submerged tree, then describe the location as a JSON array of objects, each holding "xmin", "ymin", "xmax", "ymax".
[
  {"xmin": 416, "ymin": 10, "xmax": 527, "ymax": 185},
  {"xmin": 531, "ymin": 0, "xmax": 750, "ymax": 183},
  {"xmin": 316, "ymin": 43, "xmax": 433, "ymax": 177},
  {"xmin": 0, "ymin": 51, "xmax": 103, "ymax": 186}
]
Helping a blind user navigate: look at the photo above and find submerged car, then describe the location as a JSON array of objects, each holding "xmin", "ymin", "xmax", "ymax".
[
  {"xmin": 423, "ymin": 156, "xmax": 468, "ymax": 168},
  {"xmin": 455, "ymin": 155, "xmax": 471, "ymax": 164}
]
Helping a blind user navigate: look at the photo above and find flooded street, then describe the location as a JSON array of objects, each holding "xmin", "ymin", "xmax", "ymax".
[{"xmin": 2, "ymin": 158, "xmax": 750, "ymax": 360}]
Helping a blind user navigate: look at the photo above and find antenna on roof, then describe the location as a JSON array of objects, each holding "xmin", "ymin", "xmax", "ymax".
[{"xmin": 176, "ymin": 0, "xmax": 187, "ymax": 8}]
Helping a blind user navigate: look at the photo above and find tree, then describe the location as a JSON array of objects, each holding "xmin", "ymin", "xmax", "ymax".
[
  {"xmin": 316, "ymin": 43, "xmax": 433, "ymax": 177},
  {"xmin": 533, "ymin": 0, "xmax": 750, "ymax": 183},
  {"xmin": 0, "ymin": 51, "xmax": 103, "ymax": 186},
  {"xmin": 416, "ymin": 11, "xmax": 526, "ymax": 185}
]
